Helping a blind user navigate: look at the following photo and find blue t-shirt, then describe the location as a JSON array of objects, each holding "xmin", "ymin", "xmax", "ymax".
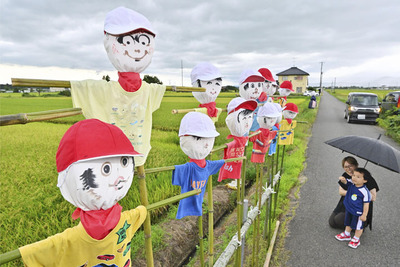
[
  {"xmin": 268, "ymin": 124, "xmax": 279, "ymax": 155},
  {"xmin": 250, "ymin": 105, "xmax": 261, "ymax": 132},
  {"xmin": 343, "ymin": 179, "xmax": 371, "ymax": 216},
  {"xmin": 172, "ymin": 160, "xmax": 225, "ymax": 219}
]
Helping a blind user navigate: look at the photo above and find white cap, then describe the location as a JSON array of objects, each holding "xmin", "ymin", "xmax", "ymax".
[
  {"xmin": 190, "ymin": 62, "xmax": 222, "ymax": 84},
  {"xmin": 226, "ymin": 97, "xmax": 258, "ymax": 114},
  {"xmin": 273, "ymin": 103, "xmax": 283, "ymax": 113},
  {"xmin": 179, "ymin": 112, "xmax": 220, "ymax": 137},
  {"xmin": 258, "ymin": 102, "xmax": 281, "ymax": 117},
  {"xmin": 238, "ymin": 69, "xmax": 265, "ymax": 85},
  {"xmin": 104, "ymin": 7, "xmax": 156, "ymax": 36}
]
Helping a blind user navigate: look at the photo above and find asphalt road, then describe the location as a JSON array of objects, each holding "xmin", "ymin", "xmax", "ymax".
[{"xmin": 283, "ymin": 91, "xmax": 400, "ymax": 266}]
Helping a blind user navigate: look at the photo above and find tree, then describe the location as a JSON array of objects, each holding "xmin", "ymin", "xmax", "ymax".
[
  {"xmin": 102, "ymin": 75, "xmax": 111, "ymax": 82},
  {"xmin": 143, "ymin": 75, "xmax": 163, "ymax": 85}
]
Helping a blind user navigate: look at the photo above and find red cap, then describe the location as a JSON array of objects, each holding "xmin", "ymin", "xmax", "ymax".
[
  {"xmin": 258, "ymin": 68, "xmax": 275, "ymax": 82},
  {"xmin": 56, "ymin": 119, "xmax": 141, "ymax": 172},
  {"xmin": 284, "ymin": 103, "xmax": 298, "ymax": 113},
  {"xmin": 280, "ymin": 81, "xmax": 294, "ymax": 91}
]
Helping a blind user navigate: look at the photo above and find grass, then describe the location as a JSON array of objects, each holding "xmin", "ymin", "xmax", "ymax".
[{"xmin": 0, "ymin": 92, "xmax": 316, "ymax": 266}]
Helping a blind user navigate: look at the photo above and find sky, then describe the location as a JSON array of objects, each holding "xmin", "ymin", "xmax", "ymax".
[{"xmin": 1, "ymin": 0, "xmax": 400, "ymax": 88}]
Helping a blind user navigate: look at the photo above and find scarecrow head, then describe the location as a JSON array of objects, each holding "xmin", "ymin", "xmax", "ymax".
[
  {"xmin": 239, "ymin": 69, "xmax": 265, "ymax": 100},
  {"xmin": 278, "ymin": 81, "xmax": 294, "ymax": 97},
  {"xmin": 225, "ymin": 97, "xmax": 258, "ymax": 136},
  {"xmin": 103, "ymin": 6, "xmax": 156, "ymax": 73},
  {"xmin": 56, "ymin": 119, "xmax": 142, "ymax": 211},
  {"xmin": 283, "ymin": 103, "xmax": 299, "ymax": 120},
  {"xmin": 258, "ymin": 68, "xmax": 276, "ymax": 96},
  {"xmin": 257, "ymin": 102, "xmax": 281, "ymax": 130},
  {"xmin": 191, "ymin": 62, "xmax": 222, "ymax": 104},
  {"xmin": 179, "ymin": 112, "xmax": 220, "ymax": 159},
  {"xmin": 273, "ymin": 103, "xmax": 283, "ymax": 124}
]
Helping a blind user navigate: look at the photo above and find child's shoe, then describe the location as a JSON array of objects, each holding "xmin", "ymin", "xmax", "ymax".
[
  {"xmin": 348, "ymin": 238, "xmax": 360, "ymax": 248},
  {"xmin": 335, "ymin": 232, "xmax": 351, "ymax": 241}
]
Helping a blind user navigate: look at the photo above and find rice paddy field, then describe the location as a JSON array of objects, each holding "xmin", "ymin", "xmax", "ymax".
[{"xmin": 0, "ymin": 91, "xmax": 316, "ymax": 265}]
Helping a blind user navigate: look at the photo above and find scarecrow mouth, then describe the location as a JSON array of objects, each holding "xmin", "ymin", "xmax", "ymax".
[
  {"xmin": 109, "ymin": 176, "xmax": 127, "ymax": 191},
  {"xmin": 124, "ymin": 50, "xmax": 149, "ymax": 62}
]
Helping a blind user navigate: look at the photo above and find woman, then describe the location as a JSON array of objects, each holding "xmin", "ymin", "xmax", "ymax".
[{"xmin": 329, "ymin": 156, "xmax": 379, "ymax": 230}]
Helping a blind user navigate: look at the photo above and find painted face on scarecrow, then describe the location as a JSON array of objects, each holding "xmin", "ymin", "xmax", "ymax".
[
  {"xmin": 257, "ymin": 116, "xmax": 277, "ymax": 129},
  {"xmin": 59, "ymin": 156, "xmax": 134, "ymax": 211},
  {"xmin": 179, "ymin": 112, "xmax": 219, "ymax": 159},
  {"xmin": 226, "ymin": 109, "xmax": 254, "ymax": 137},
  {"xmin": 104, "ymin": 30, "xmax": 155, "ymax": 73},
  {"xmin": 278, "ymin": 88, "xmax": 292, "ymax": 97},
  {"xmin": 264, "ymin": 81, "xmax": 276, "ymax": 96},
  {"xmin": 192, "ymin": 78, "xmax": 222, "ymax": 104},
  {"xmin": 283, "ymin": 109, "xmax": 298, "ymax": 120},
  {"xmin": 239, "ymin": 81, "xmax": 263, "ymax": 100}
]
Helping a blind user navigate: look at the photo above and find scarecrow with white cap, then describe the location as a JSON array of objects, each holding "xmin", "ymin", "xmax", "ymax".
[
  {"xmin": 268, "ymin": 103, "xmax": 283, "ymax": 156},
  {"xmin": 19, "ymin": 119, "xmax": 146, "ymax": 266},
  {"xmin": 278, "ymin": 103, "xmax": 299, "ymax": 145},
  {"xmin": 172, "ymin": 112, "xmax": 224, "ymax": 219},
  {"xmin": 70, "ymin": 6, "xmax": 166, "ymax": 167},
  {"xmin": 278, "ymin": 81, "xmax": 294, "ymax": 107},
  {"xmin": 191, "ymin": 62, "xmax": 223, "ymax": 123},
  {"xmin": 238, "ymin": 69, "xmax": 265, "ymax": 133},
  {"xmin": 258, "ymin": 68, "xmax": 277, "ymax": 104},
  {"xmin": 249, "ymin": 102, "xmax": 279, "ymax": 163},
  {"xmin": 218, "ymin": 97, "xmax": 257, "ymax": 189}
]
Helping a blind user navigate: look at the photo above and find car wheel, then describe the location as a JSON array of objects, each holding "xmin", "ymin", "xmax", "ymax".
[
  {"xmin": 344, "ymin": 111, "xmax": 347, "ymax": 119},
  {"xmin": 347, "ymin": 114, "xmax": 352, "ymax": 123}
]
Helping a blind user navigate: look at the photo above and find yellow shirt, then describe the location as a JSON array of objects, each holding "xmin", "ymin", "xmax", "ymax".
[
  {"xmin": 71, "ymin": 80, "xmax": 166, "ymax": 166},
  {"xmin": 278, "ymin": 120, "xmax": 297, "ymax": 145},
  {"xmin": 20, "ymin": 206, "xmax": 147, "ymax": 267},
  {"xmin": 193, "ymin": 107, "xmax": 223, "ymax": 123}
]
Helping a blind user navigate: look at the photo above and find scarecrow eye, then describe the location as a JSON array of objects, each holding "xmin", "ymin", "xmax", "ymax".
[
  {"xmin": 207, "ymin": 81, "xmax": 212, "ymax": 85},
  {"xmin": 101, "ymin": 162, "xmax": 112, "ymax": 176},
  {"xmin": 192, "ymin": 136, "xmax": 202, "ymax": 141},
  {"xmin": 215, "ymin": 82, "xmax": 220, "ymax": 86},
  {"xmin": 138, "ymin": 34, "xmax": 150, "ymax": 46},
  {"xmin": 121, "ymin": 157, "xmax": 129, "ymax": 167},
  {"xmin": 251, "ymin": 83, "xmax": 255, "ymax": 88}
]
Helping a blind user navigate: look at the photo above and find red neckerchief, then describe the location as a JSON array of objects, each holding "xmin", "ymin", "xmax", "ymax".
[
  {"xmin": 258, "ymin": 92, "xmax": 268, "ymax": 102},
  {"xmin": 285, "ymin": 118, "xmax": 293, "ymax": 124},
  {"xmin": 189, "ymin": 158, "xmax": 207, "ymax": 168},
  {"xmin": 199, "ymin": 102, "xmax": 218, "ymax": 117},
  {"xmin": 249, "ymin": 128, "xmax": 270, "ymax": 142},
  {"xmin": 274, "ymin": 123, "xmax": 280, "ymax": 130},
  {"xmin": 118, "ymin": 72, "xmax": 142, "ymax": 92},
  {"xmin": 258, "ymin": 128, "xmax": 271, "ymax": 138},
  {"xmin": 227, "ymin": 135, "xmax": 248, "ymax": 147},
  {"xmin": 72, "ymin": 203, "xmax": 122, "ymax": 240}
]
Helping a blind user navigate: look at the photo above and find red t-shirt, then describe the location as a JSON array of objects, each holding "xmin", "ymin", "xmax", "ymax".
[
  {"xmin": 250, "ymin": 128, "xmax": 277, "ymax": 163},
  {"xmin": 218, "ymin": 135, "xmax": 248, "ymax": 181}
]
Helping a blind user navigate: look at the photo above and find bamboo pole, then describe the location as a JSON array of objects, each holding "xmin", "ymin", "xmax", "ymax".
[
  {"xmin": 207, "ymin": 153, "xmax": 214, "ymax": 267},
  {"xmin": 198, "ymin": 215, "xmax": 205, "ymax": 267},
  {"xmin": 137, "ymin": 165, "xmax": 154, "ymax": 267},
  {"xmin": 263, "ymin": 156, "xmax": 271, "ymax": 240},
  {"xmin": 0, "ymin": 108, "xmax": 83, "ymax": 126},
  {"xmin": 11, "ymin": 78, "xmax": 206, "ymax": 92},
  {"xmin": 263, "ymin": 221, "xmax": 280, "ymax": 267},
  {"xmin": 251, "ymin": 164, "xmax": 260, "ymax": 266},
  {"xmin": 172, "ymin": 108, "xmax": 227, "ymax": 115},
  {"xmin": 256, "ymin": 162, "xmax": 264, "ymax": 267},
  {"xmin": 235, "ymin": 172, "xmax": 242, "ymax": 266}
]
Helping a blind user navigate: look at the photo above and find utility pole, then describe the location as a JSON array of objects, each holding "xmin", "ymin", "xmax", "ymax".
[
  {"xmin": 319, "ymin": 62, "xmax": 324, "ymax": 93},
  {"xmin": 181, "ymin": 60, "xmax": 183, "ymax": 86}
]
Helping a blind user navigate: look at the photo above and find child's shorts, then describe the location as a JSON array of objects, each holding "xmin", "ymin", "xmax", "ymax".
[{"xmin": 344, "ymin": 211, "xmax": 364, "ymax": 230}]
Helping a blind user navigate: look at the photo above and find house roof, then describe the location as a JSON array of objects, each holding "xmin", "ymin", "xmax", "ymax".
[{"xmin": 276, "ymin": 66, "xmax": 309, "ymax": 76}]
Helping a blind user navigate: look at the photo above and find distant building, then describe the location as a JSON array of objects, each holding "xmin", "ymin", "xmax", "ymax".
[
  {"xmin": 49, "ymin": 87, "xmax": 69, "ymax": 92},
  {"xmin": 276, "ymin": 66, "xmax": 310, "ymax": 94}
]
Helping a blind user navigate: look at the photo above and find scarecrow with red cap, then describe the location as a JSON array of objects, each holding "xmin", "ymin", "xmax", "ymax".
[
  {"xmin": 258, "ymin": 68, "xmax": 277, "ymax": 104},
  {"xmin": 268, "ymin": 103, "xmax": 283, "ymax": 155},
  {"xmin": 218, "ymin": 97, "xmax": 257, "ymax": 189},
  {"xmin": 278, "ymin": 81, "xmax": 294, "ymax": 107},
  {"xmin": 278, "ymin": 103, "xmax": 299, "ymax": 145},
  {"xmin": 191, "ymin": 62, "xmax": 223, "ymax": 122},
  {"xmin": 70, "ymin": 6, "xmax": 166, "ymax": 167},
  {"xmin": 249, "ymin": 102, "xmax": 280, "ymax": 163},
  {"xmin": 19, "ymin": 119, "xmax": 146, "ymax": 266},
  {"xmin": 172, "ymin": 112, "xmax": 224, "ymax": 219}
]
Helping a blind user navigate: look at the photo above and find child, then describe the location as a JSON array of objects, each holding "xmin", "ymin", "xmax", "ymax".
[{"xmin": 335, "ymin": 168, "xmax": 372, "ymax": 248}]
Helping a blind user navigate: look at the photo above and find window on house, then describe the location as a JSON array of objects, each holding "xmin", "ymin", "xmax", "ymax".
[
  {"xmin": 283, "ymin": 76, "xmax": 288, "ymax": 81},
  {"xmin": 294, "ymin": 76, "xmax": 303, "ymax": 80}
]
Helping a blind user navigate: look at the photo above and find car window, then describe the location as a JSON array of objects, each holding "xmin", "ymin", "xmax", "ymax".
[{"xmin": 351, "ymin": 95, "xmax": 378, "ymax": 106}]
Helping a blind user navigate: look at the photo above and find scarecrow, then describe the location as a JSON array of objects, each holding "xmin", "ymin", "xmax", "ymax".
[
  {"xmin": 277, "ymin": 81, "xmax": 294, "ymax": 107},
  {"xmin": 19, "ymin": 119, "xmax": 146, "ymax": 266},
  {"xmin": 191, "ymin": 62, "xmax": 223, "ymax": 123},
  {"xmin": 268, "ymin": 103, "xmax": 283, "ymax": 155},
  {"xmin": 258, "ymin": 68, "xmax": 277, "ymax": 104},
  {"xmin": 218, "ymin": 97, "xmax": 258, "ymax": 189},
  {"xmin": 70, "ymin": 6, "xmax": 166, "ymax": 167},
  {"xmin": 250, "ymin": 102, "xmax": 280, "ymax": 163},
  {"xmin": 172, "ymin": 112, "xmax": 224, "ymax": 219},
  {"xmin": 278, "ymin": 103, "xmax": 299, "ymax": 145},
  {"xmin": 237, "ymin": 69, "xmax": 264, "ymax": 132}
]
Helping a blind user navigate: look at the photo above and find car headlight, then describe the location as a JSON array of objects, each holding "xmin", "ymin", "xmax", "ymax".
[
  {"xmin": 374, "ymin": 107, "xmax": 381, "ymax": 113},
  {"xmin": 349, "ymin": 106, "xmax": 358, "ymax": 111}
]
